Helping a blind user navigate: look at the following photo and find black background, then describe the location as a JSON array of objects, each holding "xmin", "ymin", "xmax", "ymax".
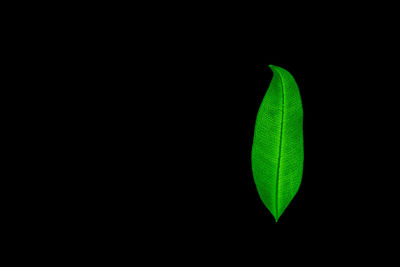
[
  {"xmin": 23, "ymin": 10, "xmax": 400, "ymax": 254},
  {"xmin": 6, "ymin": 3, "xmax": 400, "ymax": 262}
]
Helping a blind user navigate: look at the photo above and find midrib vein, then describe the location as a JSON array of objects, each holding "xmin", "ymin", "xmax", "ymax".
[{"xmin": 275, "ymin": 71, "xmax": 285, "ymax": 220}]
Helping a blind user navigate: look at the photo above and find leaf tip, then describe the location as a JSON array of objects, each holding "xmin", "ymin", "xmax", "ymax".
[
  {"xmin": 268, "ymin": 65, "xmax": 285, "ymax": 77},
  {"xmin": 268, "ymin": 64, "xmax": 278, "ymax": 70}
]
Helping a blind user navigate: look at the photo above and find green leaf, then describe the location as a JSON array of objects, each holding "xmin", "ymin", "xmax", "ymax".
[{"xmin": 251, "ymin": 65, "xmax": 304, "ymax": 222}]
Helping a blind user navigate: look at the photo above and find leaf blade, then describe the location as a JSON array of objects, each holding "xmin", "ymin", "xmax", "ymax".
[{"xmin": 251, "ymin": 65, "xmax": 304, "ymax": 222}]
